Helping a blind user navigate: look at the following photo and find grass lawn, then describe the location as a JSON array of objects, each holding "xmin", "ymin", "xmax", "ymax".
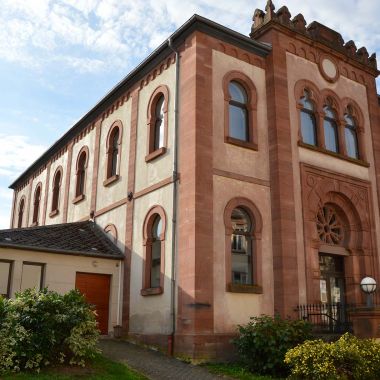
[
  {"xmin": 1, "ymin": 354, "xmax": 147, "ymax": 380},
  {"xmin": 205, "ymin": 363, "xmax": 284, "ymax": 380}
]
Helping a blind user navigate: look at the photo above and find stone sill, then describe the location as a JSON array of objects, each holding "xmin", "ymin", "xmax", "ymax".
[
  {"xmin": 298, "ymin": 141, "xmax": 369, "ymax": 167},
  {"xmin": 72, "ymin": 194, "xmax": 85, "ymax": 204},
  {"xmin": 103, "ymin": 174, "xmax": 119, "ymax": 187},
  {"xmin": 227, "ymin": 283, "xmax": 263, "ymax": 294},
  {"xmin": 145, "ymin": 147, "xmax": 167, "ymax": 162},
  {"xmin": 141, "ymin": 287, "xmax": 163, "ymax": 296},
  {"xmin": 225, "ymin": 136, "xmax": 258, "ymax": 151}
]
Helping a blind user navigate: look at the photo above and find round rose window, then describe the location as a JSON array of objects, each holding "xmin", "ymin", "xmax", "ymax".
[{"xmin": 316, "ymin": 206, "xmax": 343, "ymax": 244}]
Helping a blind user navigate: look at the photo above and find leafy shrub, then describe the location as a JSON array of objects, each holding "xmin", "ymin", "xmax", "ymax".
[
  {"xmin": 233, "ymin": 315, "xmax": 312, "ymax": 376},
  {"xmin": 285, "ymin": 333, "xmax": 380, "ymax": 380},
  {"xmin": 0, "ymin": 288, "xmax": 100, "ymax": 374}
]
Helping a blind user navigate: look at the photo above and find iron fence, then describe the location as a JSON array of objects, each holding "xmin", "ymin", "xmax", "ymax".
[{"xmin": 296, "ymin": 303, "xmax": 355, "ymax": 334}]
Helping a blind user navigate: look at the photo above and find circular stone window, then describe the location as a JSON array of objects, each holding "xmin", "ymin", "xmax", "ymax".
[
  {"xmin": 316, "ymin": 206, "xmax": 344, "ymax": 245},
  {"xmin": 319, "ymin": 55, "xmax": 339, "ymax": 83}
]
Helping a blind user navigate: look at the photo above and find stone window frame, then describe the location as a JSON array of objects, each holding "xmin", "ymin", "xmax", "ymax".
[
  {"xmin": 294, "ymin": 80, "xmax": 368, "ymax": 167},
  {"xmin": 145, "ymin": 85, "xmax": 169, "ymax": 162},
  {"xmin": 104, "ymin": 223, "xmax": 118, "ymax": 244},
  {"xmin": 73, "ymin": 145, "xmax": 89, "ymax": 204},
  {"xmin": 17, "ymin": 196, "xmax": 26, "ymax": 228},
  {"xmin": 0, "ymin": 259, "xmax": 13, "ymax": 298},
  {"xmin": 104, "ymin": 120, "xmax": 123, "ymax": 187},
  {"xmin": 31, "ymin": 182, "xmax": 42, "ymax": 226},
  {"xmin": 222, "ymin": 71, "xmax": 258, "ymax": 151},
  {"xmin": 50, "ymin": 166, "xmax": 63, "ymax": 217},
  {"xmin": 224, "ymin": 197, "xmax": 263, "ymax": 294},
  {"xmin": 341, "ymin": 98, "xmax": 366, "ymax": 162},
  {"xmin": 141, "ymin": 205, "xmax": 167, "ymax": 296}
]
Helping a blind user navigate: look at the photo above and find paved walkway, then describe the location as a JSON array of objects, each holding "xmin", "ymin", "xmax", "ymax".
[{"xmin": 99, "ymin": 338, "xmax": 228, "ymax": 380}]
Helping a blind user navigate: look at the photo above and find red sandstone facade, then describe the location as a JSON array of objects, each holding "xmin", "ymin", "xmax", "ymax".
[{"xmin": 5, "ymin": 1, "xmax": 380, "ymax": 359}]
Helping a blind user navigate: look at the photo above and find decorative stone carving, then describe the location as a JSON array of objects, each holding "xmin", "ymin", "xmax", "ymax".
[
  {"xmin": 344, "ymin": 40, "xmax": 357, "ymax": 56},
  {"xmin": 357, "ymin": 47, "xmax": 369, "ymax": 64},
  {"xmin": 276, "ymin": 6, "xmax": 291, "ymax": 25},
  {"xmin": 292, "ymin": 14, "xmax": 306, "ymax": 32}
]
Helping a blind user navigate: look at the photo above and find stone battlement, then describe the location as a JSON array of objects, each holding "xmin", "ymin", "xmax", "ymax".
[{"xmin": 250, "ymin": 0, "xmax": 377, "ymax": 71}]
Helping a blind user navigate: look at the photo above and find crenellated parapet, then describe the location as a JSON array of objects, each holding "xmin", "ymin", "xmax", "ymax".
[{"xmin": 250, "ymin": 1, "xmax": 377, "ymax": 72}]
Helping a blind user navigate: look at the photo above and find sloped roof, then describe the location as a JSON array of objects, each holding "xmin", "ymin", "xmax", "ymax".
[{"xmin": 0, "ymin": 221, "xmax": 124, "ymax": 260}]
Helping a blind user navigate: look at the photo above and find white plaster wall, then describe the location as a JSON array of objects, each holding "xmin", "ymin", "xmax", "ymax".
[
  {"xmin": 27, "ymin": 170, "xmax": 48, "ymax": 226},
  {"xmin": 96, "ymin": 100, "xmax": 131, "ymax": 211},
  {"xmin": 213, "ymin": 175, "xmax": 273, "ymax": 332},
  {"xmin": 45, "ymin": 152, "xmax": 69, "ymax": 225},
  {"xmin": 286, "ymin": 52, "xmax": 380, "ymax": 304},
  {"xmin": 134, "ymin": 65, "xmax": 176, "ymax": 193},
  {"xmin": 129, "ymin": 184, "xmax": 174, "ymax": 335},
  {"xmin": 212, "ymin": 50, "xmax": 269, "ymax": 181},
  {"xmin": 0, "ymin": 248, "xmax": 122, "ymax": 333},
  {"xmin": 67, "ymin": 130, "xmax": 96, "ymax": 222}
]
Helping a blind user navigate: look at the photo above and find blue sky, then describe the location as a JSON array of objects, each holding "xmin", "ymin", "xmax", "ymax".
[{"xmin": 0, "ymin": 0, "xmax": 379, "ymax": 228}]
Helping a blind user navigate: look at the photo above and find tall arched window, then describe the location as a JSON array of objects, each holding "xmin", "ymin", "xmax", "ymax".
[
  {"xmin": 231, "ymin": 207, "xmax": 253, "ymax": 285},
  {"xmin": 299, "ymin": 90, "xmax": 317, "ymax": 146},
  {"xmin": 154, "ymin": 95, "xmax": 165, "ymax": 151},
  {"xmin": 229, "ymin": 81, "xmax": 249, "ymax": 141},
  {"xmin": 17, "ymin": 197, "xmax": 25, "ymax": 228},
  {"xmin": 344, "ymin": 107, "xmax": 359, "ymax": 159},
  {"xmin": 141, "ymin": 206, "xmax": 167, "ymax": 295},
  {"xmin": 32, "ymin": 184, "xmax": 42, "ymax": 225},
  {"xmin": 75, "ymin": 148, "xmax": 88, "ymax": 200},
  {"xmin": 224, "ymin": 198, "xmax": 263, "ymax": 293},
  {"xmin": 223, "ymin": 72, "xmax": 258, "ymax": 150},
  {"xmin": 146, "ymin": 86, "xmax": 169, "ymax": 162},
  {"xmin": 51, "ymin": 168, "xmax": 62, "ymax": 214},
  {"xmin": 323, "ymin": 102, "xmax": 339, "ymax": 153},
  {"xmin": 104, "ymin": 121, "xmax": 122, "ymax": 185},
  {"xmin": 110, "ymin": 128, "xmax": 119, "ymax": 178}
]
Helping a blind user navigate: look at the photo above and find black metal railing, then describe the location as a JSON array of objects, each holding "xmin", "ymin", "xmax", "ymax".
[{"xmin": 296, "ymin": 303, "xmax": 354, "ymax": 334}]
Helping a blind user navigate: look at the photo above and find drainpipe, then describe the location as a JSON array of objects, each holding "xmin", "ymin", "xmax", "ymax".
[{"xmin": 167, "ymin": 37, "xmax": 180, "ymax": 356}]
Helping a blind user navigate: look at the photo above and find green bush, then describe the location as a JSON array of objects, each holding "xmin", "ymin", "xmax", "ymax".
[
  {"xmin": 285, "ymin": 333, "xmax": 380, "ymax": 380},
  {"xmin": 233, "ymin": 315, "xmax": 312, "ymax": 376},
  {"xmin": 0, "ymin": 288, "xmax": 100, "ymax": 374}
]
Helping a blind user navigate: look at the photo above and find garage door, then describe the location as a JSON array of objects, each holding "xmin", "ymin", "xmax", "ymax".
[{"xmin": 75, "ymin": 272, "xmax": 111, "ymax": 334}]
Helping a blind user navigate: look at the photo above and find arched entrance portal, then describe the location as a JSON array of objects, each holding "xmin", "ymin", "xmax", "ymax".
[
  {"xmin": 317, "ymin": 204, "xmax": 347, "ymax": 305},
  {"xmin": 301, "ymin": 165, "xmax": 378, "ymax": 309}
]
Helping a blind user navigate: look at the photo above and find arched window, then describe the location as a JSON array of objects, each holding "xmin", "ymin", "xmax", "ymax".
[
  {"xmin": 150, "ymin": 216, "xmax": 162, "ymax": 288},
  {"xmin": 323, "ymin": 101, "xmax": 339, "ymax": 153},
  {"xmin": 104, "ymin": 121, "xmax": 122, "ymax": 185},
  {"xmin": 344, "ymin": 107, "xmax": 359, "ymax": 159},
  {"xmin": 110, "ymin": 128, "xmax": 119, "ymax": 178},
  {"xmin": 146, "ymin": 86, "xmax": 169, "ymax": 162},
  {"xmin": 231, "ymin": 207, "xmax": 253, "ymax": 285},
  {"xmin": 17, "ymin": 197, "xmax": 25, "ymax": 228},
  {"xmin": 32, "ymin": 184, "xmax": 42, "ymax": 225},
  {"xmin": 154, "ymin": 95, "xmax": 165, "ymax": 150},
  {"xmin": 51, "ymin": 168, "xmax": 62, "ymax": 214},
  {"xmin": 75, "ymin": 148, "xmax": 88, "ymax": 200},
  {"xmin": 223, "ymin": 72, "xmax": 258, "ymax": 150},
  {"xmin": 141, "ymin": 206, "xmax": 167, "ymax": 295},
  {"xmin": 104, "ymin": 224, "xmax": 118, "ymax": 244},
  {"xmin": 224, "ymin": 198, "xmax": 263, "ymax": 293},
  {"xmin": 299, "ymin": 90, "xmax": 317, "ymax": 146},
  {"xmin": 229, "ymin": 81, "xmax": 249, "ymax": 142}
]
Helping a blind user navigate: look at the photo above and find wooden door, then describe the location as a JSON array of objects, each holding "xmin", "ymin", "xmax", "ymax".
[{"xmin": 75, "ymin": 272, "xmax": 111, "ymax": 334}]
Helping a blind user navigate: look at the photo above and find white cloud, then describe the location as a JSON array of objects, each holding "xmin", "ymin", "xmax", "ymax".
[
  {"xmin": 0, "ymin": 134, "xmax": 46, "ymax": 180},
  {"xmin": 0, "ymin": 0, "xmax": 378, "ymax": 75}
]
